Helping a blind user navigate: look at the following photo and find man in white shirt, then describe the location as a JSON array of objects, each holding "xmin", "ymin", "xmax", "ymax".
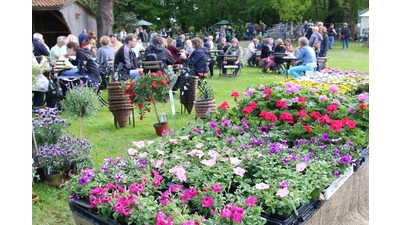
[
  {"xmin": 207, "ymin": 35, "xmax": 214, "ymax": 49},
  {"xmin": 132, "ymin": 39, "xmax": 145, "ymax": 59}
]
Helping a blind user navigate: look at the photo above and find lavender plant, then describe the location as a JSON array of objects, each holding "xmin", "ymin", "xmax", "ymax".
[
  {"xmin": 32, "ymin": 108, "xmax": 71, "ymax": 147},
  {"xmin": 36, "ymin": 135, "xmax": 94, "ymax": 175}
]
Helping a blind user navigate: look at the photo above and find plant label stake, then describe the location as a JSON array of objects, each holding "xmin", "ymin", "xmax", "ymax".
[{"xmin": 169, "ymin": 90, "xmax": 175, "ymax": 116}]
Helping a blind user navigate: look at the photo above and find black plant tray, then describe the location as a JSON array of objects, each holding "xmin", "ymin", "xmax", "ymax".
[
  {"xmin": 69, "ymin": 200, "xmax": 122, "ymax": 225},
  {"xmin": 261, "ymin": 199, "xmax": 322, "ymax": 225},
  {"xmin": 353, "ymin": 143, "xmax": 369, "ymax": 172}
]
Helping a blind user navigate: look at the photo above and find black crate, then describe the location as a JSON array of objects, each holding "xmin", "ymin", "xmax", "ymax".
[
  {"xmin": 353, "ymin": 143, "xmax": 369, "ymax": 172},
  {"xmin": 261, "ymin": 199, "xmax": 322, "ymax": 225},
  {"xmin": 69, "ymin": 200, "xmax": 122, "ymax": 225}
]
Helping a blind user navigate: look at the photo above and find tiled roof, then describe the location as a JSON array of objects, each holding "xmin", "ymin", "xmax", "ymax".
[{"xmin": 32, "ymin": 0, "xmax": 69, "ymax": 7}]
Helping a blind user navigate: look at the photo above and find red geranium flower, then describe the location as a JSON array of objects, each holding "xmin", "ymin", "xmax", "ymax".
[
  {"xmin": 151, "ymin": 72, "xmax": 157, "ymax": 77},
  {"xmin": 318, "ymin": 114, "xmax": 331, "ymax": 124},
  {"xmin": 219, "ymin": 101, "xmax": 230, "ymax": 111},
  {"xmin": 330, "ymin": 120, "xmax": 343, "ymax": 131},
  {"xmin": 327, "ymin": 104, "xmax": 337, "ymax": 113},
  {"xmin": 231, "ymin": 92, "xmax": 240, "ymax": 98},
  {"xmin": 148, "ymin": 97, "xmax": 153, "ymax": 102},
  {"xmin": 157, "ymin": 70, "xmax": 163, "ymax": 76},
  {"xmin": 160, "ymin": 79, "xmax": 167, "ymax": 85},
  {"xmin": 304, "ymin": 125, "xmax": 312, "ymax": 133},
  {"xmin": 138, "ymin": 103, "xmax": 144, "ymax": 109},
  {"xmin": 358, "ymin": 103, "xmax": 367, "ymax": 109},
  {"xmin": 242, "ymin": 106, "xmax": 253, "ymax": 115},
  {"xmin": 310, "ymin": 111, "xmax": 321, "ymax": 120},
  {"xmin": 152, "ymin": 81, "xmax": 158, "ymax": 88},
  {"xmin": 248, "ymin": 101, "xmax": 258, "ymax": 109},
  {"xmin": 276, "ymin": 100, "xmax": 288, "ymax": 110},
  {"xmin": 139, "ymin": 70, "xmax": 144, "ymax": 75},
  {"xmin": 296, "ymin": 109, "xmax": 307, "ymax": 118},
  {"xmin": 279, "ymin": 112, "xmax": 294, "ymax": 124}
]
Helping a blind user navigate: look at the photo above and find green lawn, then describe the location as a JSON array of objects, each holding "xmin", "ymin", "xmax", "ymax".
[{"xmin": 31, "ymin": 41, "xmax": 369, "ymax": 225}]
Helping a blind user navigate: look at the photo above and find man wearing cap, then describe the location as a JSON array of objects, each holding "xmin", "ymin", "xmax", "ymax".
[{"xmin": 110, "ymin": 34, "xmax": 123, "ymax": 54}]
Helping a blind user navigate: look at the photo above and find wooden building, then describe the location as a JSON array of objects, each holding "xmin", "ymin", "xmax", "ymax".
[{"xmin": 32, "ymin": 0, "xmax": 97, "ymax": 47}]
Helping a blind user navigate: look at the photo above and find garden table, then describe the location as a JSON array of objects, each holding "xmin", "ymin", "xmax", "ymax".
[{"xmin": 282, "ymin": 55, "xmax": 298, "ymax": 80}]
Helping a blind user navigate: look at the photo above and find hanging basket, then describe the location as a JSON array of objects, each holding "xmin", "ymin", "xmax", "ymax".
[
  {"xmin": 194, "ymin": 99, "xmax": 216, "ymax": 119},
  {"xmin": 113, "ymin": 108, "xmax": 132, "ymax": 128},
  {"xmin": 180, "ymin": 76, "xmax": 198, "ymax": 114}
]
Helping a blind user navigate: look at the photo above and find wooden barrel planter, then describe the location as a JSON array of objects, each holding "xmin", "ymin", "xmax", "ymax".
[
  {"xmin": 107, "ymin": 82, "xmax": 134, "ymax": 128},
  {"xmin": 194, "ymin": 98, "xmax": 216, "ymax": 119},
  {"xmin": 179, "ymin": 75, "xmax": 198, "ymax": 114}
]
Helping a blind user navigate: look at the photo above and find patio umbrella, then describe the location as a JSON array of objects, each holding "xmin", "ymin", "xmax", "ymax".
[
  {"xmin": 136, "ymin": 20, "xmax": 153, "ymax": 26},
  {"xmin": 213, "ymin": 20, "xmax": 230, "ymax": 26}
]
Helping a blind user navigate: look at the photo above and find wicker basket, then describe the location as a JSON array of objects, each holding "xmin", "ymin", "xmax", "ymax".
[
  {"xmin": 194, "ymin": 99, "xmax": 216, "ymax": 119},
  {"xmin": 107, "ymin": 82, "xmax": 133, "ymax": 128}
]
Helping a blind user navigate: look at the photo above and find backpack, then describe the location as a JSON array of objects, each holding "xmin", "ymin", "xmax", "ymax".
[{"xmin": 145, "ymin": 48, "xmax": 158, "ymax": 61}]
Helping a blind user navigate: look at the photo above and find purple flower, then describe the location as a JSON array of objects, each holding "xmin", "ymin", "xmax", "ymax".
[
  {"xmin": 340, "ymin": 154, "xmax": 352, "ymax": 164},
  {"xmin": 209, "ymin": 121, "xmax": 219, "ymax": 128},
  {"xmin": 258, "ymin": 84, "xmax": 265, "ymax": 90},
  {"xmin": 70, "ymin": 193, "xmax": 79, "ymax": 201},
  {"xmin": 328, "ymin": 85, "xmax": 340, "ymax": 93},
  {"xmin": 357, "ymin": 93, "xmax": 368, "ymax": 101},
  {"xmin": 334, "ymin": 148, "xmax": 340, "ymax": 157},
  {"xmin": 318, "ymin": 95, "xmax": 328, "ymax": 101},
  {"xmin": 216, "ymin": 129, "xmax": 222, "ymax": 137},
  {"xmin": 334, "ymin": 170, "xmax": 340, "ymax": 178},
  {"xmin": 321, "ymin": 133, "xmax": 330, "ymax": 141},
  {"xmin": 291, "ymin": 97, "xmax": 299, "ymax": 103},
  {"xmin": 115, "ymin": 173, "xmax": 123, "ymax": 183},
  {"xmin": 78, "ymin": 177, "xmax": 88, "ymax": 185},
  {"xmin": 301, "ymin": 155, "xmax": 310, "ymax": 162},
  {"xmin": 278, "ymin": 181, "xmax": 290, "ymax": 187},
  {"xmin": 331, "ymin": 99, "xmax": 341, "ymax": 105},
  {"xmin": 221, "ymin": 118, "xmax": 231, "ymax": 127},
  {"xmin": 347, "ymin": 140, "xmax": 355, "ymax": 147},
  {"xmin": 227, "ymin": 137, "xmax": 235, "ymax": 143},
  {"xmin": 310, "ymin": 88, "xmax": 317, "ymax": 93},
  {"xmin": 289, "ymin": 154, "xmax": 297, "ymax": 161},
  {"xmin": 282, "ymin": 157, "xmax": 289, "ymax": 164},
  {"xmin": 348, "ymin": 107, "xmax": 356, "ymax": 115},
  {"xmin": 245, "ymin": 88, "xmax": 255, "ymax": 96},
  {"xmin": 192, "ymin": 128, "xmax": 202, "ymax": 134}
]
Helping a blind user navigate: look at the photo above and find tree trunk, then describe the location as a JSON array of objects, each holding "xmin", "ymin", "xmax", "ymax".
[{"xmin": 97, "ymin": 0, "xmax": 115, "ymax": 48}]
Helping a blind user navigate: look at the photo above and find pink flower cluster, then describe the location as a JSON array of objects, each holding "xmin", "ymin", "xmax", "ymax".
[
  {"xmin": 168, "ymin": 165, "xmax": 187, "ymax": 182},
  {"xmin": 220, "ymin": 202, "xmax": 245, "ymax": 223}
]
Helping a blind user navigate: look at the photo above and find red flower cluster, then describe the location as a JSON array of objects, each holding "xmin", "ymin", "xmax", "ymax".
[
  {"xmin": 219, "ymin": 101, "xmax": 230, "ymax": 111},
  {"xmin": 276, "ymin": 100, "xmax": 288, "ymax": 110},
  {"xmin": 263, "ymin": 88, "xmax": 272, "ymax": 100},
  {"xmin": 231, "ymin": 91, "xmax": 240, "ymax": 102},
  {"xmin": 242, "ymin": 101, "xmax": 258, "ymax": 116},
  {"xmin": 279, "ymin": 112, "xmax": 294, "ymax": 124},
  {"xmin": 259, "ymin": 110, "xmax": 278, "ymax": 122}
]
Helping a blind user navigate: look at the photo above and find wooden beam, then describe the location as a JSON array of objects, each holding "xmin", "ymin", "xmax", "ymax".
[{"xmin": 50, "ymin": 11, "xmax": 68, "ymax": 27}]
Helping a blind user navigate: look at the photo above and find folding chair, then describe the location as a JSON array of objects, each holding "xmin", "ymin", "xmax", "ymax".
[
  {"xmin": 221, "ymin": 55, "xmax": 239, "ymax": 78},
  {"xmin": 142, "ymin": 61, "xmax": 163, "ymax": 74}
]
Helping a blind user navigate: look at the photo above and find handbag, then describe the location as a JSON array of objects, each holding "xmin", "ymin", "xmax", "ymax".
[
  {"xmin": 47, "ymin": 78, "xmax": 64, "ymax": 98},
  {"xmin": 312, "ymin": 38, "xmax": 319, "ymax": 51},
  {"xmin": 33, "ymin": 74, "xmax": 49, "ymax": 92},
  {"xmin": 341, "ymin": 34, "xmax": 345, "ymax": 39}
]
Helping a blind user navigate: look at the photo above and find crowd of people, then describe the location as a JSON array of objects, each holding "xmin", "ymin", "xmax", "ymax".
[{"xmin": 31, "ymin": 22, "xmax": 351, "ymax": 110}]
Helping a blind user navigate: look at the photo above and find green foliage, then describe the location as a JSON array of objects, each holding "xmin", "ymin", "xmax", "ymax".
[
  {"xmin": 114, "ymin": 12, "xmax": 138, "ymax": 33},
  {"xmin": 63, "ymin": 84, "xmax": 101, "ymax": 118}
]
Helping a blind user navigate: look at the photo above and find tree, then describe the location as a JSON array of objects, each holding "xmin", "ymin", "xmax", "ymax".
[{"xmin": 97, "ymin": 0, "xmax": 115, "ymax": 41}]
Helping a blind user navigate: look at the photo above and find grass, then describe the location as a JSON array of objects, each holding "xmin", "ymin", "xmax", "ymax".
[{"xmin": 31, "ymin": 41, "xmax": 369, "ymax": 225}]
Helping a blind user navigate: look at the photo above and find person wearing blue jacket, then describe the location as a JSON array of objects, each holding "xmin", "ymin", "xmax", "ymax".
[
  {"xmin": 179, "ymin": 37, "xmax": 209, "ymax": 76},
  {"xmin": 341, "ymin": 23, "xmax": 350, "ymax": 49},
  {"xmin": 286, "ymin": 37, "xmax": 316, "ymax": 79}
]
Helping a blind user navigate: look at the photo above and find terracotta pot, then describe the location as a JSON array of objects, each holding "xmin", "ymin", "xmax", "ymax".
[{"xmin": 153, "ymin": 122, "xmax": 169, "ymax": 136}]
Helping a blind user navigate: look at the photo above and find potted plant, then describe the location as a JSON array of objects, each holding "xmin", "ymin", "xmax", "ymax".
[
  {"xmin": 32, "ymin": 108, "xmax": 71, "ymax": 174},
  {"xmin": 62, "ymin": 84, "xmax": 101, "ymax": 139},
  {"xmin": 36, "ymin": 135, "xmax": 94, "ymax": 186},
  {"xmin": 194, "ymin": 80, "xmax": 216, "ymax": 119},
  {"xmin": 121, "ymin": 69, "xmax": 172, "ymax": 136}
]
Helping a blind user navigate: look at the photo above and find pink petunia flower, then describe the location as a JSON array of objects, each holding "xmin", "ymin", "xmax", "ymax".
[
  {"xmin": 211, "ymin": 183, "xmax": 222, "ymax": 192},
  {"xmin": 201, "ymin": 158, "xmax": 216, "ymax": 167},
  {"xmin": 230, "ymin": 157, "xmax": 242, "ymax": 166},
  {"xmin": 127, "ymin": 148, "xmax": 137, "ymax": 155},
  {"xmin": 233, "ymin": 167, "xmax": 246, "ymax": 177},
  {"xmin": 201, "ymin": 196, "xmax": 214, "ymax": 208},
  {"xmin": 131, "ymin": 141, "xmax": 145, "ymax": 148},
  {"xmin": 180, "ymin": 135, "xmax": 190, "ymax": 140},
  {"xmin": 276, "ymin": 187, "xmax": 290, "ymax": 197},
  {"xmin": 196, "ymin": 143, "xmax": 204, "ymax": 148},
  {"xmin": 296, "ymin": 163, "xmax": 307, "ymax": 172},
  {"xmin": 255, "ymin": 183, "xmax": 269, "ymax": 190}
]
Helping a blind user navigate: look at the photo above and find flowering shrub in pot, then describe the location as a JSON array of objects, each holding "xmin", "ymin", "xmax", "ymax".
[
  {"xmin": 121, "ymin": 70, "xmax": 172, "ymax": 123},
  {"xmin": 65, "ymin": 80, "xmax": 368, "ymax": 223}
]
